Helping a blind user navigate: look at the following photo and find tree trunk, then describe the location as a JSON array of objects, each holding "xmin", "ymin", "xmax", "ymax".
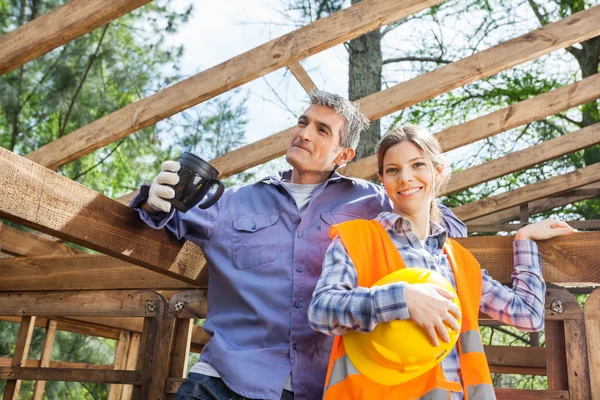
[{"xmin": 348, "ymin": 0, "xmax": 382, "ymax": 161}]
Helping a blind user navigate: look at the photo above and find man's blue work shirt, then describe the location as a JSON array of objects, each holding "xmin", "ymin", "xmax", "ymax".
[{"xmin": 131, "ymin": 170, "xmax": 466, "ymax": 400}]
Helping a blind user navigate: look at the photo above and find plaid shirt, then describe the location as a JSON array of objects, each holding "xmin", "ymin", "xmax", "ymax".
[{"xmin": 308, "ymin": 212, "xmax": 544, "ymax": 399}]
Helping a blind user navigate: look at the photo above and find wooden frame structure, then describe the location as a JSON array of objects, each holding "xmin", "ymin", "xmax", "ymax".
[{"xmin": 0, "ymin": 0, "xmax": 599, "ymax": 399}]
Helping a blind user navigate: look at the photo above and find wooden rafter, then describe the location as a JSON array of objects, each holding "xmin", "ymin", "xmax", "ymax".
[
  {"xmin": 24, "ymin": 0, "xmax": 444, "ymax": 170},
  {"xmin": 0, "ymin": 254, "xmax": 201, "ymax": 292},
  {"xmin": 451, "ymin": 163, "xmax": 600, "ymax": 221},
  {"xmin": 0, "ymin": 147, "xmax": 205, "ymax": 284},
  {"xmin": 465, "ymin": 181, "xmax": 600, "ymax": 224},
  {"xmin": 443, "ymin": 123, "xmax": 600, "ymax": 195},
  {"xmin": 341, "ymin": 70, "xmax": 600, "ymax": 180},
  {"xmin": 205, "ymin": 5, "xmax": 600, "ymax": 180},
  {"xmin": 288, "ymin": 62, "xmax": 317, "ymax": 93},
  {"xmin": 468, "ymin": 220, "xmax": 600, "ymax": 233},
  {"xmin": 0, "ymin": 0, "xmax": 152, "ymax": 76}
]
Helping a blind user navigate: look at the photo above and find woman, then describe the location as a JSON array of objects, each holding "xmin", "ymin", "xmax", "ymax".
[{"xmin": 308, "ymin": 125, "xmax": 574, "ymax": 400}]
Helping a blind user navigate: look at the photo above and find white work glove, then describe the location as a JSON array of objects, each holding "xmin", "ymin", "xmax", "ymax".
[{"xmin": 147, "ymin": 161, "xmax": 180, "ymax": 213}]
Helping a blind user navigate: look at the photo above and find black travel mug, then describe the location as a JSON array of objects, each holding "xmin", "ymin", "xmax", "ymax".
[{"xmin": 168, "ymin": 152, "xmax": 225, "ymax": 213}]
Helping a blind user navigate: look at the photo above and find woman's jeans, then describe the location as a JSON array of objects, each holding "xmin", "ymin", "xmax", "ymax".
[{"xmin": 174, "ymin": 373, "xmax": 295, "ymax": 400}]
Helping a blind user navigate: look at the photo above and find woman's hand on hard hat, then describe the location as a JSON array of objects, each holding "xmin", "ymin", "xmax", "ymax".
[
  {"xmin": 514, "ymin": 218, "xmax": 574, "ymax": 241},
  {"xmin": 405, "ymin": 283, "xmax": 461, "ymax": 347}
]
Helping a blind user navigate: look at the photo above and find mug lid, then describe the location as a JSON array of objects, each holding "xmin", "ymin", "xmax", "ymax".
[{"xmin": 180, "ymin": 152, "xmax": 220, "ymax": 177}]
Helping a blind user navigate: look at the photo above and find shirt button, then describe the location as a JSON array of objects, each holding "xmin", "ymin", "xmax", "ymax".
[
  {"xmin": 296, "ymin": 267, "xmax": 303, "ymax": 273},
  {"xmin": 297, "ymin": 233, "xmax": 303, "ymax": 238},
  {"xmin": 295, "ymin": 302, "xmax": 301, "ymax": 308},
  {"xmin": 292, "ymin": 344, "xmax": 298, "ymax": 350},
  {"xmin": 251, "ymin": 224, "xmax": 256, "ymax": 230}
]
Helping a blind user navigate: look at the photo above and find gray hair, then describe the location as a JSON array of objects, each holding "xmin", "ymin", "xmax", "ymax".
[{"xmin": 308, "ymin": 90, "xmax": 370, "ymax": 150}]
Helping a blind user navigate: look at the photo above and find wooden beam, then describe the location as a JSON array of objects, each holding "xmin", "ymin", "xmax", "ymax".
[
  {"xmin": 288, "ymin": 62, "xmax": 317, "ymax": 93},
  {"xmin": 0, "ymin": 147, "xmax": 205, "ymax": 284},
  {"xmin": 495, "ymin": 389, "xmax": 569, "ymax": 400},
  {"xmin": 3, "ymin": 316, "xmax": 35, "ymax": 400},
  {"xmin": 0, "ymin": 224, "xmax": 83, "ymax": 257},
  {"xmin": 0, "ymin": 290, "xmax": 165, "ymax": 317},
  {"xmin": 0, "ymin": 358, "xmax": 113, "ymax": 370},
  {"xmin": 0, "ymin": 0, "xmax": 152, "ymax": 76},
  {"xmin": 584, "ymin": 289, "xmax": 600, "ymax": 399},
  {"xmin": 465, "ymin": 182, "xmax": 600, "ymax": 224},
  {"xmin": 168, "ymin": 290, "xmax": 208, "ymax": 319},
  {"xmin": 0, "ymin": 367, "xmax": 141, "ymax": 384},
  {"xmin": 468, "ymin": 220, "xmax": 600, "ymax": 233},
  {"xmin": 451, "ymin": 162, "xmax": 600, "ymax": 221},
  {"xmin": 32, "ymin": 319, "xmax": 57, "ymax": 400},
  {"xmin": 341, "ymin": 73, "xmax": 600, "ymax": 180},
  {"xmin": 485, "ymin": 345, "xmax": 546, "ymax": 375},
  {"xmin": 25, "ymin": 0, "xmax": 444, "ymax": 170},
  {"xmin": 444, "ymin": 123, "xmax": 600, "ymax": 195},
  {"xmin": 0, "ymin": 254, "xmax": 202, "ymax": 291},
  {"xmin": 455, "ymin": 232, "xmax": 600, "ymax": 285}
]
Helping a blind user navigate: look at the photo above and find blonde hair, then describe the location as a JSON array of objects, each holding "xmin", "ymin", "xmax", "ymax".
[{"xmin": 376, "ymin": 125, "xmax": 449, "ymax": 222}]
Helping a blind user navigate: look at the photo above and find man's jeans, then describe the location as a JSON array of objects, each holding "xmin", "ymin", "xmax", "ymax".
[{"xmin": 175, "ymin": 373, "xmax": 295, "ymax": 400}]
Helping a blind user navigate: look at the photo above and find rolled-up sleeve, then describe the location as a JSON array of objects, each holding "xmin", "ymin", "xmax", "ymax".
[{"xmin": 480, "ymin": 240, "xmax": 545, "ymax": 332}]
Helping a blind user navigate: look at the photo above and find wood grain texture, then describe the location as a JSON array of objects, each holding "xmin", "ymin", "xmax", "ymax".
[
  {"xmin": 0, "ymin": 290, "xmax": 165, "ymax": 317},
  {"xmin": 0, "ymin": 147, "xmax": 205, "ymax": 284},
  {"xmin": 0, "ymin": 254, "xmax": 201, "ymax": 291},
  {"xmin": 0, "ymin": 0, "xmax": 152, "ymax": 75}
]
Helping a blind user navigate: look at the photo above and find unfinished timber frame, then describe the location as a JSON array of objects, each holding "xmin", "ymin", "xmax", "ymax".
[{"xmin": 0, "ymin": 0, "xmax": 599, "ymax": 399}]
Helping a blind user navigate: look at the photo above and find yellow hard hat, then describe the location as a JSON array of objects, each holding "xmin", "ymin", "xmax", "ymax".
[{"xmin": 344, "ymin": 267, "xmax": 462, "ymax": 386}]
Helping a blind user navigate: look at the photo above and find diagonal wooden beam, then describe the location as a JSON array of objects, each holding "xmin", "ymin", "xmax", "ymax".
[
  {"xmin": 465, "ymin": 181, "xmax": 600, "ymax": 224},
  {"xmin": 3, "ymin": 316, "xmax": 36, "ymax": 400},
  {"xmin": 0, "ymin": 254, "xmax": 202, "ymax": 291},
  {"xmin": 451, "ymin": 162, "xmax": 600, "ymax": 221},
  {"xmin": 342, "ymin": 73, "xmax": 600, "ymax": 179},
  {"xmin": 443, "ymin": 123, "xmax": 600, "ymax": 195},
  {"xmin": 206, "ymin": 5, "xmax": 600, "ymax": 180},
  {"xmin": 0, "ymin": 0, "xmax": 152, "ymax": 76},
  {"xmin": 288, "ymin": 62, "xmax": 317, "ymax": 93},
  {"xmin": 25, "ymin": 0, "xmax": 445, "ymax": 170},
  {"xmin": 0, "ymin": 146, "xmax": 205, "ymax": 284}
]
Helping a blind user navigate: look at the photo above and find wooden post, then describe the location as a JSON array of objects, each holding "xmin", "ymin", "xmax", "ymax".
[
  {"xmin": 32, "ymin": 319, "xmax": 57, "ymax": 400},
  {"xmin": 120, "ymin": 332, "xmax": 141, "ymax": 400},
  {"xmin": 584, "ymin": 288, "xmax": 600, "ymax": 399},
  {"xmin": 165, "ymin": 319, "xmax": 194, "ymax": 400},
  {"xmin": 288, "ymin": 62, "xmax": 317, "ymax": 93},
  {"xmin": 3, "ymin": 316, "xmax": 36, "ymax": 400},
  {"xmin": 108, "ymin": 330, "xmax": 131, "ymax": 400}
]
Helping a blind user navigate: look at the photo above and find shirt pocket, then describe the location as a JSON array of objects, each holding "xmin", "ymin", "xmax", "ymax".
[
  {"xmin": 319, "ymin": 212, "xmax": 361, "ymax": 260},
  {"xmin": 232, "ymin": 213, "xmax": 280, "ymax": 270}
]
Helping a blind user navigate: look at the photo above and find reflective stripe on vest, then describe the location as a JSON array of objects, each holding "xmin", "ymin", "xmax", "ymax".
[
  {"xmin": 327, "ymin": 354, "xmax": 359, "ymax": 389},
  {"xmin": 418, "ymin": 388, "xmax": 453, "ymax": 400},
  {"xmin": 460, "ymin": 330, "xmax": 485, "ymax": 354},
  {"xmin": 468, "ymin": 383, "xmax": 496, "ymax": 399}
]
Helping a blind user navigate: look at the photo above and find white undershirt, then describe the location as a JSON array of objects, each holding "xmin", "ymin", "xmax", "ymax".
[{"xmin": 190, "ymin": 182, "xmax": 321, "ymax": 393}]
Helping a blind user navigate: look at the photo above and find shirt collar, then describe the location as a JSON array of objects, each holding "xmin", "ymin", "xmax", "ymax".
[
  {"xmin": 256, "ymin": 169, "xmax": 357, "ymax": 186},
  {"xmin": 375, "ymin": 212, "xmax": 448, "ymax": 249}
]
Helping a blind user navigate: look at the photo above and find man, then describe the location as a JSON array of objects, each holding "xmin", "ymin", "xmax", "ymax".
[{"xmin": 131, "ymin": 91, "xmax": 466, "ymax": 400}]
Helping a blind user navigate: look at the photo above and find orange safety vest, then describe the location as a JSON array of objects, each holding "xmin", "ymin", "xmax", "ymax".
[{"xmin": 323, "ymin": 220, "xmax": 495, "ymax": 400}]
